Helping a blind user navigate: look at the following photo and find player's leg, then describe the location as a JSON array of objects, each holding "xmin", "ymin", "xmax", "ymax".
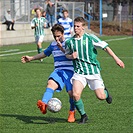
[
  {"xmin": 64, "ymin": 70, "xmax": 76, "ymax": 122},
  {"xmin": 37, "ymin": 79, "xmax": 58, "ymax": 114},
  {"xmin": 72, "ymin": 73, "xmax": 88, "ymax": 124},
  {"xmin": 67, "ymin": 90, "xmax": 76, "ymax": 122},
  {"xmin": 36, "ymin": 35, "xmax": 44, "ymax": 54},
  {"xmin": 36, "ymin": 36, "xmax": 44, "ymax": 62},
  {"xmin": 37, "ymin": 70, "xmax": 64, "ymax": 114},
  {"xmin": 94, "ymin": 87, "xmax": 112, "ymax": 104},
  {"xmin": 88, "ymin": 74, "xmax": 112, "ymax": 104},
  {"xmin": 37, "ymin": 41, "xmax": 42, "ymax": 53}
]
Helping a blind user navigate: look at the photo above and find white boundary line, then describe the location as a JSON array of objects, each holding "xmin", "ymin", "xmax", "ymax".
[
  {"xmin": 0, "ymin": 50, "xmax": 37, "ymax": 57},
  {"xmin": 105, "ymin": 36, "xmax": 132, "ymax": 42},
  {"xmin": 0, "ymin": 49, "xmax": 20, "ymax": 53},
  {"xmin": 0, "ymin": 36, "xmax": 132, "ymax": 57}
]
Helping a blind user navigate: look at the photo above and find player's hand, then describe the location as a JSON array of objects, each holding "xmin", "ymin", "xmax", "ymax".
[
  {"xmin": 21, "ymin": 56, "xmax": 32, "ymax": 63},
  {"xmin": 116, "ymin": 59, "xmax": 125, "ymax": 68},
  {"xmin": 35, "ymin": 23, "xmax": 38, "ymax": 27},
  {"xmin": 56, "ymin": 37, "xmax": 62, "ymax": 47},
  {"xmin": 72, "ymin": 52, "xmax": 77, "ymax": 59},
  {"xmin": 57, "ymin": 42, "xmax": 62, "ymax": 47}
]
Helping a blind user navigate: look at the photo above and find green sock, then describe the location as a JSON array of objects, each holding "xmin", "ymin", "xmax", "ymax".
[
  {"xmin": 74, "ymin": 99, "xmax": 86, "ymax": 115},
  {"xmin": 104, "ymin": 90, "xmax": 108, "ymax": 98},
  {"xmin": 37, "ymin": 48, "xmax": 42, "ymax": 54}
]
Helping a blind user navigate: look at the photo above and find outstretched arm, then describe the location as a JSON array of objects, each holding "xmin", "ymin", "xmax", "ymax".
[
  {"xmin": 104, "ymin": 46, "xmax": 125, "ymax": 68},
  {"xmin": 21, "ymin": 52, "xmax": 46, "ymax": 63}
]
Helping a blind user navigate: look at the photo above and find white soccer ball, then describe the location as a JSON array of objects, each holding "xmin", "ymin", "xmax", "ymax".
[{"xmin": 47, "ymin": 98, "xmax": 62, "ymax": 113}]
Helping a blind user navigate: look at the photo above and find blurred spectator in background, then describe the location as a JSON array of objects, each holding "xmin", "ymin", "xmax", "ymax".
[
  {"xmin": 46, "ymin": 0, "xmax": 55, "ymax": 28},
  {"xmin": 3, "ymin": 9, "xmax": 15, "ymax": 31},
  {"xmin": 42, "ymin": 10, "xmax": 49, "ymax": 28},
  {"xmin": 57, "ymin": 9, "xmax": 73, "ymax": 39}
]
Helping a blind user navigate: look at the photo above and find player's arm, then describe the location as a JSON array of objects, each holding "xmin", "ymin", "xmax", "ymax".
[
  {"xmin": 57, "ymin": 43, "xmax": 65, "ymax": 53},
  {"xmin": 21, "ymin": 52, "xmax": 46, "ymax": 63},
  {"xmin": 31, "ymin": 19, "xmax": 38, "ymax": 29},
  {"xmin": 104, "ymin": 46, "xmax": 125, "ymax": 68},
  {"xmin": 65, "ymin": 46, "xmax": 77, "ymax": 59},
  {"xmin": 65, "ymin": 52, "xmax": 77, "ymax": 59},
  {"xmin": 65, "ymin": 41, "xmax": 77, "ymax": 59},
  {"xmin": 70, "ymin": 21, "xmax": 73, "ymax": 34},
  {"xmin": 92, "ymin": 36, "xmax": 125, "ymax": 68},
  {"xmin": 31, "ymin": 24, "xmax": 38, "ymax": 29}
]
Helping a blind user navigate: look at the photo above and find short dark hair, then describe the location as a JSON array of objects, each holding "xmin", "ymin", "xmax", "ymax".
[
  {"xmin": 51, "ymin": 24, "xmax": 64, "ymax": 34},
  {"xmin": 74, "ymin": 17, "xmax": 86, "ymax": 26},
  {"xmin": 34, "ymin": 8, "xmax": 41, "ymax": 12},
  {"xmin": 62, "ymin": 9, "xmax": 68, "ymax": 13}
]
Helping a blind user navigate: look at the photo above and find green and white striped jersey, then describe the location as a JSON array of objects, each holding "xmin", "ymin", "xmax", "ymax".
[
  {"xmin": 31, "ymin": 17, "xmax": 46, "ymax": 37},
  {"xmin": 65, "ymin": 33, "xmax": 108, "ymax": 75}
]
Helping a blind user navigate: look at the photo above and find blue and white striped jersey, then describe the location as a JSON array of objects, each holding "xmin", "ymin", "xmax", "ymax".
[
  {"xmin": 44, "ymin": 40, "xmax": 74, "ymax": 71},
  {"xmin": 57, "ymin": 17, "xmax": 73, "ymax": 39}
]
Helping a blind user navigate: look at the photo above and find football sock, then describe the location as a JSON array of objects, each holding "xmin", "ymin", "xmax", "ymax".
[
  {"xmin": 69, "ymin": 97, "xmax": 75, "ymax": 111},
  {"xmin": 74, "ymin": 99, "xmax": 86, "ymax": 115},
  {"xmin": 42, "ymin": 88, "xmax": 54, "ymax": 104},
  {"xmin": 37, "ymin": 48, "xmax": 42, "ymax": 54},
  {"xmin": 104, "ymin": 89, "xmax": 108, "ymax": 99}
]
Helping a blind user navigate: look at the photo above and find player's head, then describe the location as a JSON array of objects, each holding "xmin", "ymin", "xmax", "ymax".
[
  {"xmin": 51, "ymin": 24, "xmax": 65, "ymax": 42},
  {"xmin": 74, "ymin": 17, "xmax": 86, "ymax": 35},
  {"xmin": 34, "ymin": 8, "xmax": 42, "ymax": 17},
  {"xmin": 62, "ymin": 9, "xmax": 69, "ymax": 18}
]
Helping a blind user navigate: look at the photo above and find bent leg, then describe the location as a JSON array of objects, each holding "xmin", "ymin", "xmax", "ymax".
[{"xmin": 37, "ymin": 79, "xmax": 58, "ymax": 114}]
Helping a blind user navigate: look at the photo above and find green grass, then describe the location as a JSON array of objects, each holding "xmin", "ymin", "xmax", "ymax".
[{"xmin": 0, "ymin": 36, "xmax": 132, "ymax": 133}]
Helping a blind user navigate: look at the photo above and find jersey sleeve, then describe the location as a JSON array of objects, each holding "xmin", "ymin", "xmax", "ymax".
[
  {"xmin": 57, "ymin": 18, "xmax": 61, "ymax": 24},
  {"xmin": 69, "ymin": 19, "xmax": 73, "ymax": 28},
  {"xmin": 31, "ymin": 18, "xmax": 35, "ymax": 27},
  {"xmin": 91, "ymin": 34, "xmax": 108, "ymax": 49},
  {"xmin": 44, "ymin": 44, "xmax": 52, "ymax": 56},
  {"xmin": 65, "ymin": 40, "xmax": 72, "ymax": 55}
]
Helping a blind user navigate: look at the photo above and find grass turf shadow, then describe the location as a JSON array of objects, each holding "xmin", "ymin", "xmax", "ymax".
[{"xmin": 0, "ymin": 114, "xmax": 67, "ymax": 124}]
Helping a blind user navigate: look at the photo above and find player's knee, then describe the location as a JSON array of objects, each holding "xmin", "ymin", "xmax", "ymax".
[
  {"xmin": 73, "ymin": 92, "xmax": 81, "ymax": 101},
  {"xmin": 96, "ymin": 93, "xmax": 106, "ymax": 100}
]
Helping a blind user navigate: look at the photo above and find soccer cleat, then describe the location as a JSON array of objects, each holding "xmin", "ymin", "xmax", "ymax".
[
  {"xmin": 37, "ymin": 100, "xmax": 47, "ymax": 114},
  {"xmin": 105, "ymin": 88, "xmax": 112, "ymax": 104},
  {"xmin": 79, "ymin": 113, "xmax": 88, "ymax": 124},
  {"xmin": 67, "ymin": 110, "xmax": 76, "ymax": 123}
]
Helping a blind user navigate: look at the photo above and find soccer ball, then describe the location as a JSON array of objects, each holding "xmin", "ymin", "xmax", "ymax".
[{"xmin": 47, "ymin": 98, "xmax": 62, "ymax": 113}]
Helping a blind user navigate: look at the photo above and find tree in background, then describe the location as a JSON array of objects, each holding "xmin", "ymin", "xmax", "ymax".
[{"xmin": 107, "ymin": 0, "xmax": 132, "ymax": 21}]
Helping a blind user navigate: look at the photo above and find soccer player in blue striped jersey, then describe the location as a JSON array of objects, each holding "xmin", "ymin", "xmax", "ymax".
[
  {"xmin": 65, "ymin": 17, "xmax": 125, "ymax": 124},
  {"xmin": 21, "ymin": 24, "xmax": 75, "ymax": 123},
  {"xmin": 57, "ymin": 9, "xmax": 73, "ymax": 39},
  {"xmin": 31, "ymin": 8, "xmax": 47, "ymax": 58}
]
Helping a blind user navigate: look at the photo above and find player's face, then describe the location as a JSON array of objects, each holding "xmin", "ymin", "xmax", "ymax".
[
  {"xmin": 53, "ymin": 31, "xmax": 64, "ymax": 42},
  {"xmin": 74, "ymin": 21, "xmax": 84, "ymax": 35},
  {"xmin": 36, "ymin": 9, "xmax": 41, "ymax": 17},
  {"xmin": 63, "ymin": 12, "xmax": 68, "ymax": 18}
]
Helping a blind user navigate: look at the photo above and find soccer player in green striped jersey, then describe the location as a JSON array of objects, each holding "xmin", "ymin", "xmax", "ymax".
[
  {"xmin": 65, "ymin": 17, "xmax": 125, "ymax": 124},
  {"xmin": 31, "ymin": 8, "xmax": 46, "ymax": 60}
]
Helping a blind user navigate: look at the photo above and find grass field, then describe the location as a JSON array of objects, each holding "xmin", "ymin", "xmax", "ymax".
[{"xmin": 0, "ymin": 36, "xmax": 132, "ymax": 133}]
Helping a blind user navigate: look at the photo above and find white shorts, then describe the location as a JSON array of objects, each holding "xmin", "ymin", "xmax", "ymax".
[
  {"xmin": 71, "ymin": 73, "xmax": 105, "ymax": 90},
  {"xmin": 35, "ymin": 35, "xmax": 44, "ymax": 43}
]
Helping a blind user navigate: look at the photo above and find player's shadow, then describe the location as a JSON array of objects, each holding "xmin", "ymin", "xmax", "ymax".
[{"xmin": 0, "ymin": 114, "xmax": 66, "ymax": 124}]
